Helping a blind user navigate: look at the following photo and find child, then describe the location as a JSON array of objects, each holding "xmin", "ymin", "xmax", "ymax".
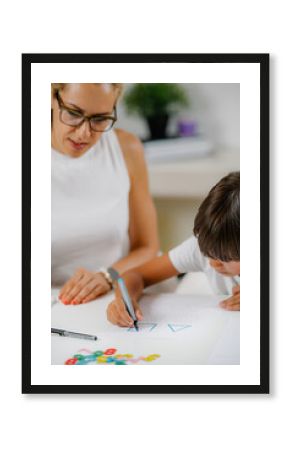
[{"xmin": 107, "ymin": 172, "xmax": 240, "ymax": 327}]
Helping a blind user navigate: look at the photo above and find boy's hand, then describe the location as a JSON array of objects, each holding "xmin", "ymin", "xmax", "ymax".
[
  {"xmin": 219, "ymin": 285, "xmax": 240, "ymax": 311},
  {"xmin": 107, "ymin": 272, "xmax": 144, "ymax": 327},
  {"xmin": 107, "ymin": 277, "xmax": 143, "ymax": 327},
  {"xmin": 107, "ymin": 292, "xmax": 143, "ymax": 327}
]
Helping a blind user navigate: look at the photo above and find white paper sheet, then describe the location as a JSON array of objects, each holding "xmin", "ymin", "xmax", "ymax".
[{"xmin": 51, "ymin": 291, "xmax": 239, "ymax": 365}]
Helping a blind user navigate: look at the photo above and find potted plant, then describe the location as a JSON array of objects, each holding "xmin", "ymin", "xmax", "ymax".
[{"xmin": 123, "ymin": 83, "xmax": 189, "ymax": 140}]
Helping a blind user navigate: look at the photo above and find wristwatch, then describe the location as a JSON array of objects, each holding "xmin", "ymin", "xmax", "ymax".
[{"xmin": 99, "ymin": 267, "xmax": 114, "ymax": 289}]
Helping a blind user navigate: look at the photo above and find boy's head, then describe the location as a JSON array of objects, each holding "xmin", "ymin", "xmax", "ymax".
[{"xmin": 193, "ymin": 172, "xmax": 240, "ymax": 277}]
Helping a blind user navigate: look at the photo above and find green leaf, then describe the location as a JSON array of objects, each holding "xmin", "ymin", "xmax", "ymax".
[{"xmin": 123, "ymin": 83, "xmax": 189, "ymax": 118}]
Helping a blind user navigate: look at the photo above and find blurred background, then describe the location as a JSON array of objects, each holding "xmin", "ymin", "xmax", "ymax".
[{"xmin": 117, "ymin": 83, "xmax": 240, "ymax": 252}]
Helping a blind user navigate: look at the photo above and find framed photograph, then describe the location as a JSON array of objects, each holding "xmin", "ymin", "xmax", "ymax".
[{"xmin": 22, "ymin": 53, "xmax": 269, "ymax": 394}]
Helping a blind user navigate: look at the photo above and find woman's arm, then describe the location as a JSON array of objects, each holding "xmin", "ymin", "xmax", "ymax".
[{"xmin": 112, "ymin": 128, "xmax": 160, "ymax": 273}]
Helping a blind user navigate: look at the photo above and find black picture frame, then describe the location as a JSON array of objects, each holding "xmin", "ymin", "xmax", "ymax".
[{"xmin": 22, "ymin": 53, "xmax": 269, "ymax": 394}]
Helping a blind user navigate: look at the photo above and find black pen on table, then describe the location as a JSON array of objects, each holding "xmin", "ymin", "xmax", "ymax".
[
  {"xmin": 51, "ymin": 328, "xmax": 98, "ymax": 340},
  {"xmin": 107, "ymin": 268, "xmax": 139, "ymax": 331}
]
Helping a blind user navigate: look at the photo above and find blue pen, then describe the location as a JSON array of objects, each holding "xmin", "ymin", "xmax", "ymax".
[{"xmin": 108, "ymin": 268, "xmax": 139, "ymax": 331}]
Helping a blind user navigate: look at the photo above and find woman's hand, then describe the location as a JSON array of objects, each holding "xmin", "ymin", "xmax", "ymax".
[
  {"xmin": 219, "ymin": 285, "xmax": 240, "ymax": 311},
  {"xmin": 59, "ymin": 268, "xmax": 111, "ymax": 305}
]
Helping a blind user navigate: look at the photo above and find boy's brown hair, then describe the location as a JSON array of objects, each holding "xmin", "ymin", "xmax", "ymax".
[{"xmin": 193, "ymin": 172, "xmax": 240, "ymax": 262}]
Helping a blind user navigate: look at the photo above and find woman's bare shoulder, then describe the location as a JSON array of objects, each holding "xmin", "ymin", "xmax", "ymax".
[
  {"xmin": 114, "ymin": 129, "xmax": 147, "ymax": 179},
  {"xmin": 114, "ymin": 128, "xmax": 144, "ymax": 160}
]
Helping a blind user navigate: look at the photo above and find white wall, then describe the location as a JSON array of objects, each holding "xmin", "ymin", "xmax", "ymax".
[
  {"xmin": 117, "ymin": 83, "xmax": 240, "ymax": 152},
  {"xmin": 117, "ymin": 83, "xmax": 240, "ymax": 251},
  {"xmin": 181, "ymin": 83, "xmax": 240, "ymax": 152}
]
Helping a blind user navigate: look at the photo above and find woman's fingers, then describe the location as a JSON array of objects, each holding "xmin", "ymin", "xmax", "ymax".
[
  {"xmin": 74, "ymin": 273, "xmax": 111, "ymax": 304},
  {"xmin": 59, "ymin": 270, "xmax": 111, "ymax": 305},
  {"xmin": 80, "ymin": 285, "xmax": 107, "ymax": 304},
  {"xmin": 59, "ymin": 269, "xmax": 85, "ymax": 303},
  {"xmin": 81, "ymin": 290, "xmax": 102, "ymax": 304},
  {"xmin": 71, "ymin": 277, "xmax": 102, "ymax": 304},
  {"xmin": 65, "ymin": 273, "xmax": 92, "ymax": 304}
]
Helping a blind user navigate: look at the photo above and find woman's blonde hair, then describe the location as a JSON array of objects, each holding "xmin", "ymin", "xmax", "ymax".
[{"xmin": 51, "ymin": 83, "xmax": 123, "ymax": 101}]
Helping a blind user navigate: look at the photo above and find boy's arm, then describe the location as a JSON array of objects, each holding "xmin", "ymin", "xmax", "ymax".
[
  {"xmin": 135, "ymin": 253, "xmax": 179, "ymax": 287},
  {"xmin": 106, "ymin": 254, "xmax": 179, "ymax": 327}
]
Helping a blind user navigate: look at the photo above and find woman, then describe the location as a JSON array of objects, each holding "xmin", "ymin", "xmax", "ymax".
[{"xmin": 51, "ymin": 83, "xmax": 159, "ymax": 305}]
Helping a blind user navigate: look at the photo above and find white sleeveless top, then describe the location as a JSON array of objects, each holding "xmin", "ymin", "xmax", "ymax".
[{"xmin": 51, "ymin": 130, "xmax": 130, "ymax": 287}]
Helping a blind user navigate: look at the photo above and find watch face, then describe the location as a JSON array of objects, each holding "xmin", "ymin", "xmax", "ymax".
[{"xmin": 107, "ymin": 267, "xmax": 120, "ymax": 281}]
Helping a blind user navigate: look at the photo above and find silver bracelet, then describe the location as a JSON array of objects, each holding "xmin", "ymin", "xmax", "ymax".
[{"xmin": 99, "ymin": 267, "xmax": 114, "ymax": 289}]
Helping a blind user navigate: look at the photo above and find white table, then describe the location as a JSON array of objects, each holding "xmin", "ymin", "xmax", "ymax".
[{"xmin": 51, "ymin": 286, "xmax": 239, "ymax": 366}]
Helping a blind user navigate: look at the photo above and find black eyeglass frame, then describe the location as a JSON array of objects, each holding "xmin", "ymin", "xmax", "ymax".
[{"xmin": 55, "ymin": 91, "xmax": 118, "ymax": 132}]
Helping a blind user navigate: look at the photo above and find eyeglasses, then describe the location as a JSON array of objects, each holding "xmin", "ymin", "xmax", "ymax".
[{"xmin": 56, "ymin": 91, "xmax": 117, "ymax": 132}]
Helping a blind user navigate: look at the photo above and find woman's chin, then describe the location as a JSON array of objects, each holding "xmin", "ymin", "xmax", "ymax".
[{"xmin": 65, "ymin": 140, "xmax": 90, "ymax": 157}]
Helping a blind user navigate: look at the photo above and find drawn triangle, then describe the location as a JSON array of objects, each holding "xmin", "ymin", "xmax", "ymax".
[
  {"xmin": 127, "ymin": 322, "xmax": 157, "ymax": 332},
  {"xmin": 168, "ymin": 324, "xmax": 192, "ymax": 332}
]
